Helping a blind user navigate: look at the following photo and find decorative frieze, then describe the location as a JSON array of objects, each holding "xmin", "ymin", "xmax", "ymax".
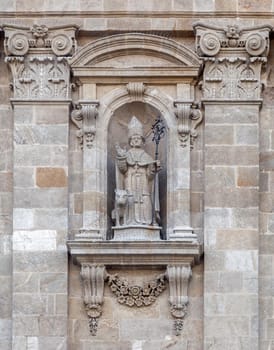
[
  {"xmin": 174, "ymin": 100, "xmax": 203, "ymax": 148},
  {"xmin": 194, "ymin": 23, "xmax": 271, "ymax": 101},
  {"xmin": 71, "ymin": 101, "xmax": 100, "ymax": 148}
]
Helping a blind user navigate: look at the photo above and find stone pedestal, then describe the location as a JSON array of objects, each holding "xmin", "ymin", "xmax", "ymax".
[{"xmin": 112, "ymin": 225, "xmax": 161, "ymax": 241}]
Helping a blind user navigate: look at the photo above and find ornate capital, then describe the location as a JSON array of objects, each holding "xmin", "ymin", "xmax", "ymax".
[
  {"xmin": 3, "ymin": 24, "xmax": 78, "ymax": 101},
  {"xmin": 3, "ymin": 24, "xmax": 78, "ymax": 57},
  {"xmin": 194, "ymin": 23, "xmax": 270, "ymax": 59},
  {"xmin": 71, "ymin": 100, "xmax": 100, "ymax": 149},
  {"xmin": 174, "ymin": 100, "xmax": 203, "ymax": 148},
  {"xmin": 167, "ymin": 265, "xmax": 192, "ymax": 336},
  {"xmin": 80, "ymin": 264, "xmax": 106, "ymax": 336},
  {"xmin": 194, "ymin": 23, "xmax": 271, "ymax": 101}
]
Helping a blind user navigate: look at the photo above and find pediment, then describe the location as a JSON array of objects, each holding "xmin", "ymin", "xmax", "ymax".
[{"xmin": 70, "ymin": 33, "xmax": 200, "ymax": 71}]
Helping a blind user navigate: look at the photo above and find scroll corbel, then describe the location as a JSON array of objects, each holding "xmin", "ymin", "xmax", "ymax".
[
  {"xmin": 80, "ymin": 264, "xmax": 106, "ymax": 336},
  {"xmin": 174, "ymin": 100, "xmax": 203, "ymax": 148},
  {"xmin": 71, "ymin": 100, "xmax": 99, "ymax": 148},
  {"xmin": 167, "ymin": 265, "xmax": 192, "ymax": 336}
]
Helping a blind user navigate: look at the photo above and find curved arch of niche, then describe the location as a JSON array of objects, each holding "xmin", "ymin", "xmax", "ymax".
[{"xmin": 96, "ymin": 86, "xmax": 178, "ymax": 240}]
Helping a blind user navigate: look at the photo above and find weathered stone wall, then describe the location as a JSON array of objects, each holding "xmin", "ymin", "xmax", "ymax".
[
  {"xmin": 0, "ymin": 38, "xmax": 12, "ymax": 350},
  {"xmin": 0, "ymin": 1, "xmax": 274, "ymax": 350}
]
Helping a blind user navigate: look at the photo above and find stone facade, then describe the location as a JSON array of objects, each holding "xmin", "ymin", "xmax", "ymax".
[{"xmin": 0, "ymin": 2, "xmax": 274, "ymax": 350}]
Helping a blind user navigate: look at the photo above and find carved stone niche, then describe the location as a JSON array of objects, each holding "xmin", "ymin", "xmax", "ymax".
[{"xmin": 68, "ymin": 240, "xmax": 202, "ymax": 336}]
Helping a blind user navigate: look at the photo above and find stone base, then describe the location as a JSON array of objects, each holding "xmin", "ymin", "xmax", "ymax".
[
  {"xmin": 169, "ymin": 227, "xmax": 198, "ymax": 243},
  {"xmin": 112, "ymin": 225, "xmax": 161, "ymax": 241},
  {"xmin": 75, "ymin": 228, "xmax": 103, "ymax": 241}
]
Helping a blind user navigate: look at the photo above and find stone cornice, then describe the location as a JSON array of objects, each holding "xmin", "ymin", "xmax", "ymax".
[{"xmin": 67, "ymin": 240, "xmax": 203, "ymax": 266}]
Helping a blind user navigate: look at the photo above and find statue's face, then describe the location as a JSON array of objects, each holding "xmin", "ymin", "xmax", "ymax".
[{"xmin": 130, "ymin": 135, "xmax": 143, "ymax": 148}]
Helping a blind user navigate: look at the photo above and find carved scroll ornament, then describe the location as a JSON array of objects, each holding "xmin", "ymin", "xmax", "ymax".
[
  {"xmin": 80, "ymin": 264, "xmax": 106, "ymax": 336},
  {"xmin": 174, "ymin": 101, "xmax": 203, "ymax": 148},
  {"xmin": 71, "ymin": 101, "xmax": 100, "ymax": 149},
  {"xmin": 4, "ymin": 24, "xmax": 77, "ymax": 57}
]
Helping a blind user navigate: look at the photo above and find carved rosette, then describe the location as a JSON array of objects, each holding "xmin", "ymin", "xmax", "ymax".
[
  {"xmin": 174, "ymin": 100, "xmax": 203, "ymax": 148},
  {"xmin": 3, "ymin": 24, "xmax": 78, "ymax": 100},
  {"xmin": 194, "ymin": 23, "xmax": 271, "ymax": 101},
  {"xmin": 71, "ymin": 101, "xmax": 100, "ymax": 149},
  {"xmin": 167, "ymin": 265, "xmax": 192, "ymax": 336},
  {"xmin": 80, "ymin": 264, "xmax": 106, "ymax": 336}
]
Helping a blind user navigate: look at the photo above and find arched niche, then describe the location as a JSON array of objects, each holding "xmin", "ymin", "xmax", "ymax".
[{"xmin": 107, "ymin": 101, "xmax": 167, "ymax": 240}]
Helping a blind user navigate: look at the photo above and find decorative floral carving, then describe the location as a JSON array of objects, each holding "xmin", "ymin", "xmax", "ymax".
[
  {"xmin": 174, "ymin": 100, "xmax": 203, "ymax": 148},
  {"xmin": 71, "ymin": 101, "xmax": 100, "ymax": 149},
  {"xmin": 5, "ymin": 55, "xmax": 70, "ymax": 99},
  {"xmin": 106, "ymin": 272, "xmax": 167, "ymax": 307}
]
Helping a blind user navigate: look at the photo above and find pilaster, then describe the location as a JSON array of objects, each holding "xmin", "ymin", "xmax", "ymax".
[
  {"xmin": 3, "ymin": 24, "xmax": 78, "ymax": 350},
  {"xmin": 194, "ymin": 22, "xmax": 271, "ymax": 350}
]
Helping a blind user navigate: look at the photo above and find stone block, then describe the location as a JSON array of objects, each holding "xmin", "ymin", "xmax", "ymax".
[
  {"xmin": 231, "ymin": 208, "xmax": 258, "ymax": 229},
  {"xmin": 206, "ymin": 146, "xmax": 258, "ymax": 166},
  {"xmin": 56, "ymin": 294, "xmax": 68, "ymax": 315},
  {"xmin": 205, "ymin": 105, "xmax": 258, "ymax": 124},
  {"xmin": 14, "ymin": 188, "xmax": 67, "ymax": 208},
  {"xmin": 40, "ymin": 273, "xmax": 67, "ymax": 293},
  {"xmin": 205, "ymin": 125, "xmax": 234, "ymax": 145},
  {"xmin": 205, "ymin": 316, "xmax": 250, "ymax": 337},
  {"xmin": 120, "ymin": 319, "xmax": 172, "ymax": 340},
  {"xmin": 39, "ymin": 337, "xmax": 66, "ymax": 350},
  {"xmin": 82, "ymin": 341, "xmax": 131, "ymax": 350},
  {"xmin": 0, "ymin": 192, "xmax": 12, "ymax": 215},
  {"xmin": 225, "ymin": 294, "xmax": 258, "ymax": 315},
  {"xmin": 13, "ymin": 230, "xmax": 57, "ymax": 251},
  {"xmin": 13, "ymin": 209, "xmax": 34, "ymax": 230},
  {"xmin": 104, "ymin": 0, "xmax": 128, "ymax": 10},
  {"xmin": 0, "ymin": 255, "xmax": 12, "ymax": 276},
  {"xmin": 260, "ymin": 192, "xmax": 273, "ymax": 212},
  {"xmin": 173, "ymin": 0, "xmax": 193, "ymax": 10},
  {"xmin": 194, "ymin": 0, "xmax": 214, "ymax": 11},
  {"xmin": 13, "ymin": 251, "xmax": 67, "ymax": 273},
  {"xmin": 204, "ymin": 294, "xmax": 225, "ymax": 316},
  {"xmin": 0, "ymin": 131, "xmax": 12, "ymax": 153},
  {"xmin": 260, "ymin": 151, "xmax": 274, "ymax": 171},
  {"xmin": 0, "ymin": 151, "xmax": 12, "ymax": 172},
  {"xmin": 216, "ymin": 229, "xmax": 258, "ymax": 250},
  {"xmin": 238, "ymin": 0, "xmax": 272, "ymax": 12},
  {"xmin": 13, "ymin": 272, "xmax": 39, "ymax": 293},
  {"xmin": 205, "ymin": 251, "xmax": 225, "ymax": 271},
  {"xmin": 205, "ymin": 166, "xmax": 235, "ymax": 188},
  {"xmin": 39, "ymin": 316, "xmax": 67, "ymax": 336},
  {"xmin": 0, "ymin": 276, "xmax": 11, "ymax": 318},
  {"xmin": 215, "ymin": 0, "xmax": 237, "ymax": 11},
  {"xmin": 14, "ymin": 125, "xmax": 68, "ymax": 145},
  {"xmin": 243, "ymin": 272, "xmax": 259, "ymax": 294},
  {"xmin": 224, "ymin": 251, "xmax": 257, "ymax": 272},
  {"xmin": 235, "ymin": 125, "xmax": 258, "ymax": 145},
  {"xmin": 34, "ymin": 106, "xmax": 69, "ymax": 125},
  {"xmin": 107, "ymin": 18, "xmax": 151, "ymax": 31},
  {"xmin": 14, "ymin": 145, "xmax": 68, "ymax": 167},
  {"xmin": 260, "ymin": 235, "xmax": 274, "ymax": 255},
  {"xmin": 204, "ymin": 208, "xmax": 232, "ymax": 229},
  {"xmin": 0, "ymin": 172, "xmax": 12, "ymax": 192},
  {"xmin": 33, "ymin": 208, "xmax": 67, "ymax": 230},
  {"xmin": 13, "ymin": 294, "xmax": 47, "ymax": 315},
  {"xmin": 13, "ymin": 106, "xmax": 34, "ymax": 124},
  {"xmin": 218, "ymin": 272, "xmax": 243, "ymax": 292},
  {"xmin": 14, "ymin": 167, "xmax": 35, "ymax": 188},
  {"xmin": 13, "ymin": 316, "xmax": 39, "ymax": 336},
  {"xmin": 36, "ymin": 167, "xmax": 67, "ymax": 188},
  {"xmin": 237, "ymin": 166, "xmax": 259, "ymax": 187},
  {"xmin": 205, "ymin": 188, "xmax": 258, "ymax": 208}
]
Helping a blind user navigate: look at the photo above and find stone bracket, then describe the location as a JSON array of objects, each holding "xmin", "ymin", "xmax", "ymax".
[
  {"xmin": 174, "ymin": 100, "xmax": 203, "ymax": 148},
  {"xmin": 80, "ymin": 263, "xmax": 106, "ymax": 336},
  {"xmin": 71, "ymin": 100, "xmax": 100, "ymax": 148},
  {"xmin": 69, "ymin": 242, "xmax": 202, "ymax": 337},
  {"xmin": 167, "ymin": 264, "xmax": 192, "ymax": 336},
  {"xmin": 126, "ymin": 82, "xmax": 146, "ymax": 101}
]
